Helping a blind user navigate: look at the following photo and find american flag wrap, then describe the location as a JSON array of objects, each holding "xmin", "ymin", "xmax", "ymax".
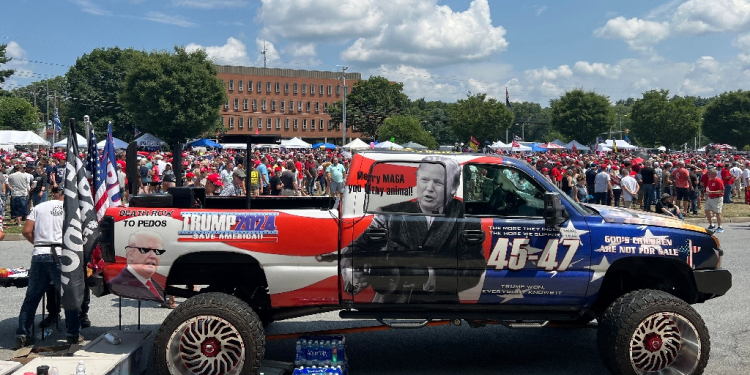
[{"xmin": 95, "ymin": 122, "xmax": 122, "ymax": 220}]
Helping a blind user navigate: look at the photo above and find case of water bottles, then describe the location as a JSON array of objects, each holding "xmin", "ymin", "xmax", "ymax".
[{"xmin": 292, "ymin": 335, "xmax": 348, "ymax": 375}]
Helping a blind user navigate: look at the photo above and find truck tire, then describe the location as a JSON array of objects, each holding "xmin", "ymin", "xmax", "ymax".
[
  {"xmin": 597, "ymin": 289, "xmax": 710, "ymax": 375},
  {"xmin": 152, "ymin": 292, "xmax": 265, "ymax": 375}
]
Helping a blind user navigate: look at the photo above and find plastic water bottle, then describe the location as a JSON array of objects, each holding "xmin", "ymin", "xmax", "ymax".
[
  {"xmin": 75, "ymin": 360, "xmax": 86, "ymax": 375},
  {"xmin": 322, "ymin": 340, "xmax": 332, "ymax": 366},
  {"xmin": 336, "ymin": 340, "xmax": 345, "ymax": 365},
  {"xmin": 49, "ymin": 366, "xmax": 60, "ymax": 375},
  {"xmin": 308, "ymin": 340, "xmax": 319, "ymax": 366},
  {"xmin": 294, "ymin": 339, "xmax": 305, "ymax": 367}
]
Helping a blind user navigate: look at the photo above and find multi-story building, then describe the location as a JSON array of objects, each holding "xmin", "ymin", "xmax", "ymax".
[{"xmin": 217, "ymin": 65, "xmax": 362, "ymax": 144}]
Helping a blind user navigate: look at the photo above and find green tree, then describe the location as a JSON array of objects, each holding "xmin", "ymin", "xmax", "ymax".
[
  {"xmin": 377, "ymin": 115, "xmax": 437, "ymax": 149},
  {"xmin": 630, "ymin": 89, "xmax": 701, "ymax": 150},
  {"xmin": 119, "ymin": 46, "xmax": 226, "ymax": 145},
  {"xmin": 407, "ymin": 98, "xmax": 455, "ymax": 145},
  {"xmin": 703, "ymin": 90, "xmax": 750, "ymax": 150},
  {"xmin": 449, "ymin": 93, "xmax": 513, "ymax": 145},
  {"xmin": 550, "ymin": 89, "xmax": 614, "ymax": 144},
  {"xmin": 66, "ymin": 47, "xmax": 147, "ymax": 140},
  {"xmin": 0, "ymin": 96, "xmax": 40, "ymax": 131},
  {"xmin": 0, "ymin": 44, "xmax": 14, "ymax": 96},
  {"xmin": 328, "ymin": 76, "xmax": 409, "ymax": 139}
]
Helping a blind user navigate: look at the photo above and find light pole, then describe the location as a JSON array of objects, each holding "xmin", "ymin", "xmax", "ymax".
[
  {"xmin": 619, "ymin": 114, "xmax": 627, "ymax": 140},
  {"xmin": 340, "ymin": 66, "xmax": 348, "ymax": 146}
]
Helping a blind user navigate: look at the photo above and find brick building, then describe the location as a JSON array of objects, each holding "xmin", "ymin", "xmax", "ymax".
[{"xmin": 217, "ymin": 65, "xmax": 362, "ymax": 144}]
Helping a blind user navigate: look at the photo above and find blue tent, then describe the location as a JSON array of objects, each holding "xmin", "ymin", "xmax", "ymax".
[
  {"xmin": 134, "ymin": 133, "xmax": 166, "ymax": 149},
  {"xmin": 531, "ymin": 143, "xmax": 548, "ymax": 152},
  {"xmin": 188, "ymin": 138, "xmax": 223, "ymax": 148},
  {"xmin": 312, "ymin": 142, "xmax": 337, "ymax": 150}
]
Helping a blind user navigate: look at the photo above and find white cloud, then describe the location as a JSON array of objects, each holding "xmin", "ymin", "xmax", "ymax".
[
  {"xmin": 258, "ymin": 0, "xmax": 508, "ymax": 67},
  {"xmin": 5, "ymin": 42, "xmax": 27, "ymax": 61},
  {"xmin": 525, "ymin": 65, "xmax": 573, "ymax": 81},
  {"xmin": 594, "ymin": 17, "xmax": 670, "ymax": 53},
  {"xmin": 186, "ymin": 37, "xmax": 251, "ymax": 65},
  {"xmin": 372, "ymin": 65, "xmax": 461, "ymax": 100},
  {"xmin": 68, "ymin": 0, "xmax": 111, "ymax": 16},
  {"xmin": 144, "ymin": 11, "xmax": 198, "ymax": 27},
  {"xmin": 283, "ymin": 43, "xmax": 316, "ymax": 58},
  {"xmin": 255, "ymin": 39, "xmax": 281, "ymax": 67},
  {"xmin": 535, "ymin": 5, "xmax": 547, "ymax": 16},
  {"xmin": 573, "ymin": 61, "xmax": 622, "ymax": 79},
  {"xmin": 173, "ymin": 0, "xmax": 249, "ymax": 8}
]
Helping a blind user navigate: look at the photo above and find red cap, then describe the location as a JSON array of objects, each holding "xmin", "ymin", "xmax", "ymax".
[
  {"xmin": 206, "ymin": 173, "xmax": 223, "ymax": 186},
  {"xmin": 542, "ymin": 168, "xmax": 549, "ymax": 172},
  {"xmin": 612, "ymin": 166, "xmax": 619, "ymax": 170},
  {"xmin": 186, "ymin": 172, "xmax": 195, "ymax": 178}
]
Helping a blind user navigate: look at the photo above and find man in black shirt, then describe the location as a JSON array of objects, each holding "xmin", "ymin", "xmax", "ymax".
[
  {"xmin": 585, "ymin": 163, "xmax": 598, "ymax": 199},
  {"xmin": 640, "ymin": 161, "xmax": 658, "ymax": 212},
  {"xmin": 656, "ymin": 193, "xmax": 683, "ymax": 220},
  {"xmin": 269, "ymin": 167, "xmax": 283, "ymax": 196}
]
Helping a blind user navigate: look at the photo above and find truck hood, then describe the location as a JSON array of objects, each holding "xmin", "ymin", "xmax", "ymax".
[{"xmin": 583, "ymin": 204, "xmax": 708, "ymax": 234}]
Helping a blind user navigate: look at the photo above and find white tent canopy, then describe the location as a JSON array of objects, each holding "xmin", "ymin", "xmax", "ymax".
[
  {"xmin": 374, "ymin": 141, "xmax": 404, "ymax": 150},
  {"xmin": 565, "ymin": 140, "xmax": 590, "ymax": 151},
  {"xmin": 344, "ymin": 138, "xmax": 370, "ymax": 150},
  {"xmin": 605, "ymin": 139, "xmax": 637, "ymax": 150},
  {"xmin": 0, "ymin": 131, "xmax": 50, "ymax": 146},
  {"xmin": 220, "ymin": 143, "xmax": 247, "ymax": 149},
  {"xmin": 281, "ymin": 137, "xmax": 311, "ymax": 149},
  {"xmin": 511, "ymin": 144, "xmax": 532, "ymax": 152},
  {"xmin": 490, "ymin": 140, "xmax": 509, "ymax": 149},
  {"xmin": 595, "ymin": 144, "xmax": 613, "ymax": 152},
  {"xmin": 54, "ymin": 133, "xmax": 87, "ymax": 148}
]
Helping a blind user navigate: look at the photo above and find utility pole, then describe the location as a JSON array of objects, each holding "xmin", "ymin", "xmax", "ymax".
[
  {"xmin": 261, "ymin": 42, "xmax": 267, "ymax": 69},
  {"xmin": 52, "ymin": 91, "xmax": 57, "ymax": 148},
  {"xmin": 340, "ymin": 66, "xmax": 348, "ymax": 146}
]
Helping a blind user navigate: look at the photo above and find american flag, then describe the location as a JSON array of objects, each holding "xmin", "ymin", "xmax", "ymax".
[
  {"xmin": 53, "ymin": 107, "xmax": 62, "ymax": 133},
  {"xmin": 95, "ymin": 122, "xmax": 122, "ymax": 220},
  {"xmin": 678, "ymin": 239, "xmax": 701, "ymax": 268},
  {"xmin": 134, "ymin": 126, "xmax": 141, "ymax": 138},
  {"xmin": 505, "ymin": 88, "xmax": 512, "ymax": 110},
  {"xmin": 86, "ymin": 125, "xmax": 98, "ymax": 180},
  {"xmin": 511, "ymin": 141, "xmax": 521, "ymax": 148},
  {"xmin": 513, "ymin": 134, "xmax": 522, "ymax": 142}
]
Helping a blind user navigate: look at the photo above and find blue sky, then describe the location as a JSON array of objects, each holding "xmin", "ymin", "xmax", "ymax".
[{"xmin": 3, "ymin": 0, "xmax": 750, "ymax": 106}]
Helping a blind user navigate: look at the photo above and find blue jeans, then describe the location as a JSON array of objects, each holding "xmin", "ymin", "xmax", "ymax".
[
  {"xmin": 10, "ymin": 196, "xmax": 28, "ymax": 219},
  {"xmin": 17, "ymin": 254, "xmax": 81, "ymax": 339},
  {"xmin": 724, "ymin": 184, "xmax": 733, "ymax": 203},
  {"xmin": 643, "ymin": 184, "xmax": 656, "ymax": 212},
  {"xmin": 31, "ymin": 191, "xmax": 47, "ymax": 207},
  {"xmin": 595, "ymin": 192, "xmax": 607, "ymax": 205},
  {"xmin": 306, "ymin": 176, "xmax": 316, "ymax": 195}
]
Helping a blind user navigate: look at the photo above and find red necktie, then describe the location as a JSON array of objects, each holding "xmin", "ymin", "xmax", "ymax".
[{"xmin": 146, "ymin": 280, "xmax": 164, "ymax": 302}]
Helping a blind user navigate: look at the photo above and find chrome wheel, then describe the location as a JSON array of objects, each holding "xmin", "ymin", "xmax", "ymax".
[
  {"xmin": 166, "ymin": 315, "xmax": 245, "ymax": 375},
  {"xmin": 629, "ymin": 312, "xmax": 701, "ymax": 374}
]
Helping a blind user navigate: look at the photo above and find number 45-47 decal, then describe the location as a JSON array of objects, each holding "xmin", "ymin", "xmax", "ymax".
[{"xmin": 488, "ymin": 238, "xmax": 581, "ymax": 272}]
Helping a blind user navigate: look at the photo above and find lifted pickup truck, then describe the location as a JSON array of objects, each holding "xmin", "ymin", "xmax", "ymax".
[{"xmin": 98, "ymin": 151, "xmax": 731, "ymax": 375}]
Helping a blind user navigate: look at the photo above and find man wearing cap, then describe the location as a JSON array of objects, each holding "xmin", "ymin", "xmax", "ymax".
[
  {"xmin": 730, "ymin": 162, "xmax": 742, "ymax": 200},
  {"xmin": 720, "ymin": 163, "xmax": 733, "ymax": 204},
  {"xmin": 8, "ymin": 165, "xmax": 30, "ymax": 226},
  {"xmin": 742, "ymin": 162, "xmax": 750, "ymax": 205},
  {"xmin": 205, "ymin": 173, "xmax": 223, "ymax": 196},
  {"xmin": 257, "ymin": 156, "xmax": 270, "ymax": 195},
  {"xmin": 220, "ymin": 169, "xmax": 245, "ymax": 196},
  {"xmin": 704, "ymin": 168, "xmax": 725, "ymax": 233},
  {"xmin": 656, "ymin": 193, "xmax": 683, "ymax": 220}
]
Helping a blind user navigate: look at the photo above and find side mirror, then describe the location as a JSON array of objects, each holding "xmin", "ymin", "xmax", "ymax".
[{"xmin": 544, "ymin": 192, "xmax": 566, "ymax": 228}]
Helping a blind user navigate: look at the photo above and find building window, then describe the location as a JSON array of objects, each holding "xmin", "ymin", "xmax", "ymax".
[
  {"xmin": 276, "ymin": 82, "xmax": 280, "ymax": 93},
  {"xmin": 302, "ymin": 84, "xmax": 307, "ymax": 94},
  {"xmin": 324, "ymin": 102, "xmax": 328, "ymax": 113},
  {"xmin": 257, "ymin": 81, "xmax": 262, "ymax": 92},
  {"xmin": 262, "ymin": 99, "xmax": 267, "ymax": 111},
  {"xmin": 252, "ymin": 99, "xmax": 257, "ymax": 111},
  {"xmin": 238, "ymin": 117, "xmax": 244, "ymax": 129},
  {"xmin": 229, "ymin": 80, "xmax": 234, "ymax": 91},
  {"xmin": 310, "ymin": 84, "xmax": 315, "ymax": 95},
  {"xmin": 224, "ymin": 100, "xmax": 229, "ymax": 110},
  {"xmin": 294, "ymin": 119, "xmax": 298, "ymax": 130},
  {"xmin": 293, "ymin": 83, "xmax": 298, "ymax": 94},
  {"xmin": 328, "ymin": 120, "xmax": 332, "ymax": 130},
  {"xmin": 233, "ymin": 98, "xmax": 239, "ymax": 110},
  {"xmin": 248, "ymin": 81, "xmax": 252, "ymax": 93},
  {"xmin": 229, "ymin": 117, "xmax": 234, "ymax": 128},
  {"xmin": 285, "ymin": 118, "xmax": 290, "ymax": 129},
  {"xmin": 280, "ymin": 101, "xmax": 285, "ymax": 112},
  {"xmin": 311, "ymin": 119, "xmax": 315, "ymax": 132},
  {"xmin": 272, "ymin": 100, "xmax": 276, "ymax": 111},
  {"xmin": 248, "ymin": 118, "xmax": 253, "ymax": 130},
  {"xmin": 267, "ymin": 118, "xmax": 272, "ymax": 129},
  {"xmin": 298, "ymin": 101, "xmax": 303, "ymax": 112},
  {"xmin": 315, "ymin": 102, "xmax": 319, "ymax": 113},
  {"xmin": 289, "ymin": 100, "xmax": 294, "ymax": 112},
  {"xmin": 320, "ymin": 84, "xmax": 324, "ymax": 95},
  {"xmin": 328, "ymin": 85, "xmax": 332, "ymax": 95},
  {"xmin": 284, "ymin": 82, "xmax": 289, "ymax": 93},
  {"xmin": 336, "ymin": 123, "xmax": 341, "ymax": 130},
  {"xmin": 306, "ymin": 101, "xmax": 311, "ymax": 112},
  {"xmin": 267, "ymin": 82, "xmax": 272, "ymax": 93},
  {"xmin": 221, "ymin": 116, "xmax": 224, "ymax": 127},
  {"xmin": 276, "ymin": 118, "xmax": 281, "ymax": 129},
  {"xmin": 243, "ymin": 99, "xmax": 248, "ymax": 110},
  {"xmin": 257, "ymin": 118, "xmax": 262, "ymax": 129},
  {"xmin": 336, "ymin": 84, "xmax": 340, "ymax": 95},
  {"xmin": 238, "ymin": 80, "xmax": 243, "ymax": 92},
  {"xmin": 302, "ymin": 119, "xmax": 307, "ymax": 130},
  {"xmin": 319, "ymin": 120, "xmax": 324, "ymax": 130}
]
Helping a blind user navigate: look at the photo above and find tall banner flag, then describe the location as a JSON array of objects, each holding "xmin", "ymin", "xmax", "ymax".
[
  {"xmin": 95, "ymin": 122, "xmax": 122, "ymax": 220},
  {"xmin": 513, "ymin": 134, "xmax": 522, "ymax": 142},
  {"xmin": 134, "ymin": 126, "xmax": 141, "ymax": 138},
  {"xmin": 469, "ymin": 136, "xmax": 480, "ymax": 152},
  {"xmin": 86, "ymin": 124, "xmax": 98, "ymax": 180},
  {"xmin": 61, "ymin": 119, "xmax": 100, "ymax": 311},
  {"xmin": 505, "ymin": 88, "xmax": 512, "ymax": 110},
  {"xmin": 53, "ymin": 108, "xmax": 62, "ymax": 133},
  {"xmin": 572, "ymin": 143, "xmax": 578, "ymax": 153}
]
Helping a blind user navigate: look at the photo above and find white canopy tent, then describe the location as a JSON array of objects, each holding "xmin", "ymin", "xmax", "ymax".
[
  {"xmin": 595, "ymin": 144, "xmax": 613, "ymax": 152},
  {"xmin": 220, "ymin": 143, "xmax": 247, "ymax": 149},
  {"xmin": 565, "ymin": 140, "xmax": 590, "ymax": 151},
  {"xmin": 344, "ymin": 138, "xmax": 370, "ymax": 150},
  {"xmin": 511, "ymin": 144, "xmax": 532, "ymax": 152},
  {"xmin": 490, "ymin": 140, "xmax": 510, "ymax": 150},
  {"xmin": 605, "ymin": 139, "xmax": 637, "ymax": 150},
  {"xmin": 281, "ymin": 137, "xmax": 312, "ymax": 149},
  {"xmin": 54, "ymin": 133, "xmax": 87, "ymax": 148},
  {"xmin": 0, "ymin": 131, "xmax": 50, "ymax": 146},
  {"xmin": 374, "ymin": 141, "xmax": 404, "ymax": 150}
]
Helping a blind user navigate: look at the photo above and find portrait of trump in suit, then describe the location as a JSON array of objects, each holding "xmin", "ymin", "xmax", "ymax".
[{"xmin": 109, "ymin": 230, "xmax": 166, "ymax": 302}]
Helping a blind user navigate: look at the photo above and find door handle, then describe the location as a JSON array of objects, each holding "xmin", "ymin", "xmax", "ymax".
[
  {"xmin": 462, "ymin": 229, "xmax": 485, "ymax": 243},
  {"xmin": 364, "ymin": 228, "xmax": 387, "ymax": 242}
]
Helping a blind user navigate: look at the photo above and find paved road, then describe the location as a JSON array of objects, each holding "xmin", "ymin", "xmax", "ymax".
[{"xmin": 0, "ymin": 223, "xmax": 747, "ymax": 374}]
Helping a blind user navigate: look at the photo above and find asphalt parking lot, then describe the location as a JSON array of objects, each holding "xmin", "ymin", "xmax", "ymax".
[{"xmin": 0, "ymin": 223, "xmax": 747, "ymax": 374}]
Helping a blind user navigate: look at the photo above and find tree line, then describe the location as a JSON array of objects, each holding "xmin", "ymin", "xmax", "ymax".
[{"xmin": 2, "ymin": 43, "xmax": 750, "ymax": 150}]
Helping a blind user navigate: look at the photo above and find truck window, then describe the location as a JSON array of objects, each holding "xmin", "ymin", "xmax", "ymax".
[
  {"xmin": 463, "ymin": 164, "xmax": 546, "ymax": 217},
  {"xmin": 364, "ymin": 160, "xmax": 449, "ymax": 217}
]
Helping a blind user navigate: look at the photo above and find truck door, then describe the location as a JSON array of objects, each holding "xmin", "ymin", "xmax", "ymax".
[
  {"xmin": 342, "ymin": 158, "xmax": 460, "ymax": 305},
  {"xmin": 457, "ymin": 163, "xmax": 591, "ymax": 306}
]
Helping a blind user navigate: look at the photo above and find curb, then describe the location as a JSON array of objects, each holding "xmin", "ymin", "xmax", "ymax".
[
  {"xmin": 684, "ymin": 217, "xmax": 750, "ymax": 224},
  {"xmin": 3, "ymin": 234, "xmax": 25, "ymax": 242}
]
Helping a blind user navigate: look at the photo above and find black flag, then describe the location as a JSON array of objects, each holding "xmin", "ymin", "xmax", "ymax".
[{"xmin": 60, "ymin": 119, "xmax": 99, "ymax": 311}]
